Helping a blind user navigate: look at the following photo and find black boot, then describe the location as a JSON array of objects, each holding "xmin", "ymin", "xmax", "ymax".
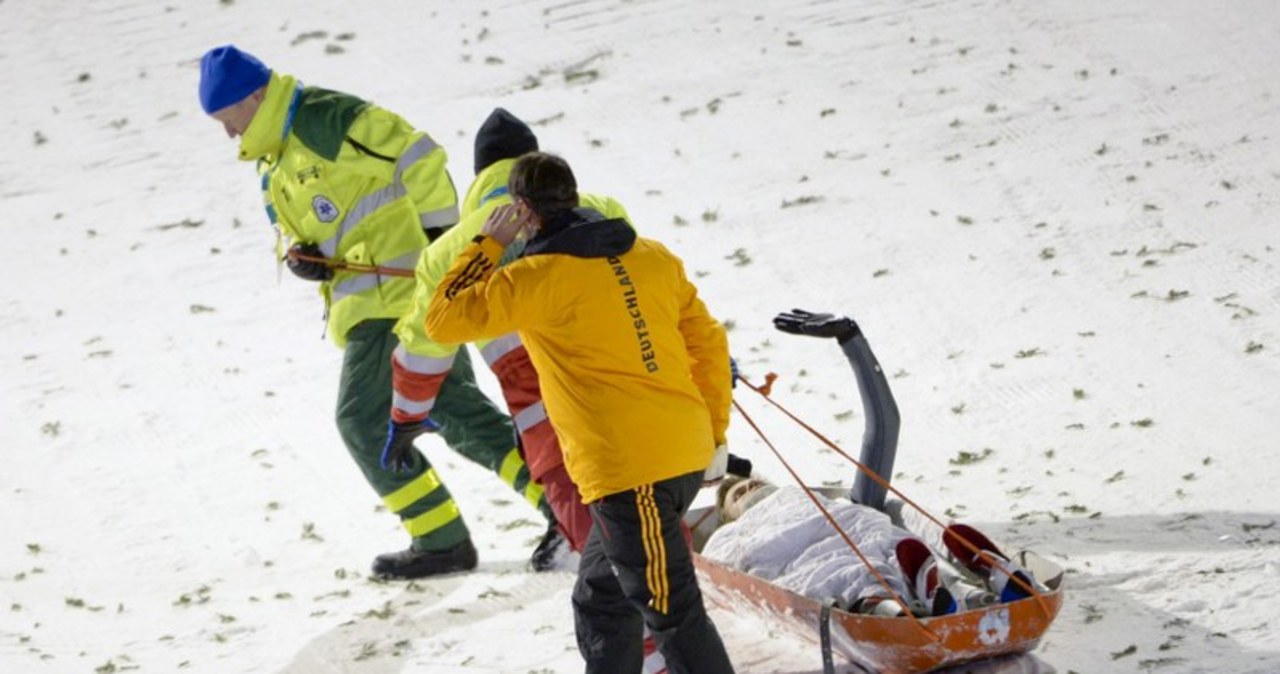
[
  {"xmin": 372, "ymin": 539, "xmax": 478, "ymax": 579},
  {"xmin": 529, "ymin": 520, "xmax": 567, "ymax": 572}
]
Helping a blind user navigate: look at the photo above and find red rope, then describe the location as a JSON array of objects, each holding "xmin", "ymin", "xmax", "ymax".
[
  {"xmin": 736, "ymin": 373, "xmax": 1050, "ymax": 618},
  {"xmin": 731, "ymin": 398, "xmax": 940, "ymax": 640}
]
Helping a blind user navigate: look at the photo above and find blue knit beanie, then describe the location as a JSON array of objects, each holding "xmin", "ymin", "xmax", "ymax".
[{"xmin": 199, "ymin": 45, "xmax": 271, "ymax": 114}]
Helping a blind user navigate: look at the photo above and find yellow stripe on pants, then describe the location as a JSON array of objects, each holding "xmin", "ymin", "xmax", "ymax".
[
  {"xmin": 382, "ymin": 467, "xmax": 443, "ymax": 514},
  {"xmin": 637, "ymin": 484, "xmax": 669, "ymax": 614},
  {"xmin": 498, "ymin": 447, "xmax": 545, "ymax": 508},
  {"xmin": 404, "ymin": 499, "xmax": 463, "ymax": 537}
]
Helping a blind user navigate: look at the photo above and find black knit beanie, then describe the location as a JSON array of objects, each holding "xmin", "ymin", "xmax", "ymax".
[{"xmin": 474, "ymin": 108, "xmax": 539, "ymax": 175}]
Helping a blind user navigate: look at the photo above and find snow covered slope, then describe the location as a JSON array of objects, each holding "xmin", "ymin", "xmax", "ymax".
[{"xmin": 2, "ymin": 0, "xmax": 1277, "ymax": 672}]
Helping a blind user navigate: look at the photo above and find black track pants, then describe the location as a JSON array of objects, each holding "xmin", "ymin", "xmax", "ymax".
[{"xmin": 572, "ymin": 470, "xmax": 735, "ymax": 674}]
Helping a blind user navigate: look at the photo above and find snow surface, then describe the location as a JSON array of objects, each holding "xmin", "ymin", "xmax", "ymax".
[{"xmin": 2, "ymin": 0, "xmax": 1278, "ymax": 672}]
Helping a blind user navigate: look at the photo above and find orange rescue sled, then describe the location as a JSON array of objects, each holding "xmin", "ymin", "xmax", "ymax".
[
  {"xmin": 686, "ymin": 505, "xmax": 1064, "ymax": 674},
  {"xmin": 702, "ymin": 310, "xmax": 1064, "ymax": 673}
]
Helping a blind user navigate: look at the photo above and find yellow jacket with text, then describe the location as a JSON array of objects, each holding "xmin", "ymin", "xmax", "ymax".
[
  {"xmin": 424, "ymin": 208, "xmax": 731, "ymax": 502},
  {"xmin": 388, "ymin": 157, "xmax": 629, "ymax": 482}
]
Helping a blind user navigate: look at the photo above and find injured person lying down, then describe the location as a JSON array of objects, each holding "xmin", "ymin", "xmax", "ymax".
[{"xmin": 702, "ymin": 476, "xmax": 1045, "ymax": 617}]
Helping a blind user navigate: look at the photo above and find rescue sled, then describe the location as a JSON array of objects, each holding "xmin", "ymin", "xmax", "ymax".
[
  {"xmin": 687, "ymin": 505, "xmax": 1064, "ymax": 674},
  {"xmin": 690, "ymin": 310, "xmax": 1064, "ymax": 674}
]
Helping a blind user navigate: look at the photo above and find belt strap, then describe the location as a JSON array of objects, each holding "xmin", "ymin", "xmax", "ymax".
[{"xmin": 820, "ymin": 598, "xmax": 836, "ymax": 674}]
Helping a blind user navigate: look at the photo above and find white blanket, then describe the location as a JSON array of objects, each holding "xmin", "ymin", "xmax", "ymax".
[{"xmin": 702, "ymin": 487, "xmax": 913, "ymax": 608}]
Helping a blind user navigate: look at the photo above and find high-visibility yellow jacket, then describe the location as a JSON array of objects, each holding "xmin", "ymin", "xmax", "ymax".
[
  {"xmin": 391, "ymin": 157, "xmax": 628, "ymax": 478},
  {"xmin": 238, "ymin": 71, "xmax": 458, "ymax": 346},
  {"xmin": 424, "ymin": 208, "xmax": 731, "ymax": 502}
]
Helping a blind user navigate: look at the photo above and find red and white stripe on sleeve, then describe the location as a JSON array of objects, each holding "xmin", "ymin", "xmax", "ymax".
[
  {"xmin": 481, "ymin": 333, "xmax": 561, "ymax": 479},
  {"xmin": 390, "ymin": 343, "xmax": 456, "ymax": 423}
]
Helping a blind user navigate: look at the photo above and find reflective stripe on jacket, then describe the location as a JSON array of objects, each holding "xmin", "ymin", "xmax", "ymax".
[{"xmin": 239, "ymin": 72, "xmax": 458, "ymax": 346}]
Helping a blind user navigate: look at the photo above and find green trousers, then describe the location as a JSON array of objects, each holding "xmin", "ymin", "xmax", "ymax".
[{"xmin": 336, "ymin": 319, "xmax": 549, "ymax": 552}]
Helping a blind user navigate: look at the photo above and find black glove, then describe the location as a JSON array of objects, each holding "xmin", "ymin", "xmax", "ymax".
[
  {"xmin": 727, "ymin": 454, "xmax": 753, "ymax": 478},
  {"xmin": 773, "ymin": 308, "xmax": 861, "ymax": 341},
  {"xmin": 730, "ymin": 356, "xmax": 740, "ymax": 388},
  {"xmin": 285, "ymin": 242, "xmax": 335, "ymax": 282},
  {"xmin": 381, "ymin": 418, "xmax": 443, "ymax": 472}
]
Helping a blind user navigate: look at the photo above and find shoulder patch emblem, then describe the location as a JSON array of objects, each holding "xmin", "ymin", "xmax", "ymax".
[{"xmin": 312, "ymin": 195, "xmax": 340, "ymax": 223}]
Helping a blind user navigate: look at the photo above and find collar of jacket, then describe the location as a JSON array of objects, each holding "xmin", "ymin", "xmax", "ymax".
[
  {"xmin": 237, "ymin": 71, "xmax": 299, "ymax": 162},
  {"xmin": 461, "ymin": 159, "xmax": 517, "ymax": 217},
  {"xmin": 522, "ymin": 207, "xmax": 636, "ymax": 259}
]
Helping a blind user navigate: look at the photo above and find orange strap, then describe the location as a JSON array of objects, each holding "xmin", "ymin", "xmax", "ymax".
[{"xmin": 288, "ymin": 251, "xmax": 415, "ymax": 278}]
